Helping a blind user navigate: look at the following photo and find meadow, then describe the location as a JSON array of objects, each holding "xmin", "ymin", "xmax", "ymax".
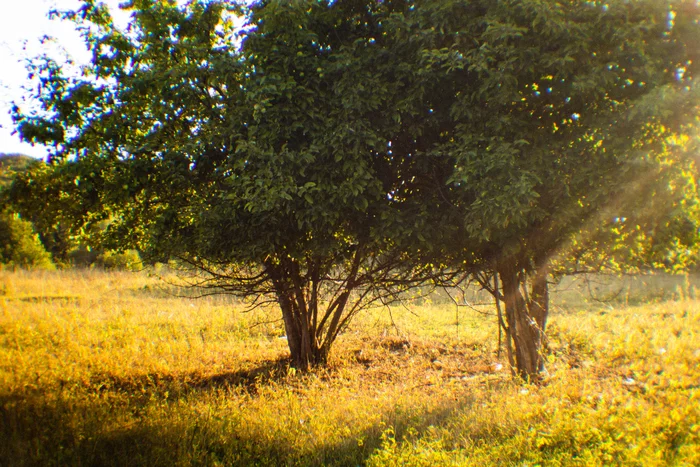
[{"xmin": 1, "ymin": 269, "xmax": 698, "ymax": 466}]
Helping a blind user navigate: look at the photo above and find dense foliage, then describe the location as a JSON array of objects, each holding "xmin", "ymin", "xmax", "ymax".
[
  {"xmin": 13, "ymin": 0, "xmax": 462, "ymax": 368},
  {"xmin": 0, "ymin": 154, "xmax": 55, "ymax": 269},
  {"xmin": 0, "ymin": 210, "xmax": 55, "ymax": 270},
  {"xmin": 10, "ymin": 0, "xmax": 700, "ymax": 375},
  {"xmin": 393, "ymin": 0, "xmax": 700, "ymax": 377}
]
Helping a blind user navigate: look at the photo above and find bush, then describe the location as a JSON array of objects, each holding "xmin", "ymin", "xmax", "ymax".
[
  {"xmin": 0, "ymin": 211, "xmax": 55, "ymax": 270},
  {"xmin": 96, "ymin": 249, "xmax": 143, "ymax": 271},
  {"xmin": 67, "ymin": 245, "xmax": 100, "ymax": 268}
]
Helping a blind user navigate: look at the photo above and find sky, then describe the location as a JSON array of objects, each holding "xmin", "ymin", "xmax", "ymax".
[{"xmin": 0, "ymin": 0, "xmax": 130, "ymax": 159}]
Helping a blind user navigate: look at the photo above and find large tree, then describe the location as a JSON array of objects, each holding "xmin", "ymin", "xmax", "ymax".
[
  {"xmin": 397, "ymin": 0, "xmax": 700, "ymax": 379},
  {"xmin": 11, "ymin": 0, "xmax": 460, "ymax": 369},
  {"xmin": 11, "ymin": 0, "xmax": 700, "ymax": 378}
]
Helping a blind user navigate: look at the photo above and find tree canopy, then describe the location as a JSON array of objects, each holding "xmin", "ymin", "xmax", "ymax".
[
  {"xmin": 395, "ymin": 0, "xmax": 700, "ymax": 377},
  {"xmin": 10, "ymin": 0, "xmax": 700, "ymax": 376}
]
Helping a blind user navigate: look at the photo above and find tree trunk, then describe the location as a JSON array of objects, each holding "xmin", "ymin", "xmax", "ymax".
[
  {"xmin": 498, "ymin": 263, "xmax": 549, "ymax": 381},
  {"xmin": 277, "ymin": 288, "xmax": 328, "ymax": 370},
  {"xmin": 530, "ymin": 267, "xmax": 549, "ymax": 374},
  {"xmin": 267, "ymin": 259, "xmax": 342, "ymax": 371},
  {"xmin": 278, "ymin": 291, "xmax": 303, "ymax": 367}
]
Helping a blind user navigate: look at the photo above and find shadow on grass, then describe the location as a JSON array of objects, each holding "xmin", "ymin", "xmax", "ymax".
[
  {"xmin": 89, "ymin": 356, "xmax": 292, "ymax": 398},
  {"xmin": 1, "ymin": 358, "xmax": 478, "ymax": 466},
  {"xmin": 5, "ymin": 295, "xmax": 82, "ymax": 305}
]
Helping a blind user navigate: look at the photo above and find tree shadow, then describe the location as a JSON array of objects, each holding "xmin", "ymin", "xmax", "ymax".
[
  {"xmin": 88, "ymin": 356, "xmax": 292, "ymax": 398},
  {"xmin": 1, "ymin": 358, "xmax": 483, "ymax": 466},
  {"xmin": 7, "ymin": 295, "xmax": 81, "ymax": 305},
  {"xmin": 1, "ymin": 393, "xmax": 474, "ymax": 466}
]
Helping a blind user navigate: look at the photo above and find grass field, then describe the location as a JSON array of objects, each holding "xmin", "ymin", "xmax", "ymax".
[{"xmin": 1, "ymin": 269, "xmax": 699, "ymax": 466}]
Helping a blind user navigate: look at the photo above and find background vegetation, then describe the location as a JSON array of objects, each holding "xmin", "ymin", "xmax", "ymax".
[
  {"xmin": 0, "ymin": 153, "xmax": 142, "ymax": 270},
  {"xmin": 1, "ymin": 269, "xmax": 698, "ymax": 466},
  {"xmin": 0, "ymin": 154, "xmax": 54, "ymax": 270},
  {"xmin": 0, "ymin": 154, "xmax": 38, "ymax": 188},
  {"xmin": 0, "ymin": 211, "xmax": 54, "ymax": 270}
]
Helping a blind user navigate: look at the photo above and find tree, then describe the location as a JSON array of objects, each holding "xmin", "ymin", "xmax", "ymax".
[
  {"xmin": 11, "ymin": 0, "xmax": 700, "ymax": 378},
  {"xmin": 395, "ymin": 0, "xmax": 700, "ymax": 379},
  {"xmin": 0, "ymin": 210, "xmax": 55, "ymax": 270},
  {"xmin": 11, "ymin": 0, "xmax": 457, "ymax": 369}
]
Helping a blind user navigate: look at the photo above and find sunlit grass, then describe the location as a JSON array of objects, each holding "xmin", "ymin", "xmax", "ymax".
[{"xmin": 1, "ymin": 269, "xmax": 698, "ymax": 466}]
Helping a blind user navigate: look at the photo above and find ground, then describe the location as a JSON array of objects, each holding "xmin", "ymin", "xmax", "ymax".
[{"xmin": 1, "ymin": 269, "xmax": 698, "ymax": 466}]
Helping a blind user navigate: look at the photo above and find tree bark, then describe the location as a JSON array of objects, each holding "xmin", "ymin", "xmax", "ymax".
[
  {"xmin": 498, "ymin": 262, "xmax": 549, "ymax": 381},
  {"xmin": 530, "ymin": 266, "xmax": 549, "ymax": 374},
  {"xmin": 268, "ymin": 260, "xmax": 335, "ymax": 370},
  {"xmin": 277, "ymin": 289, "xmax": 329, "ymax": 370},
  {"xmin": 278, "ymin": 291, "xmax": 303, "ymax": 367}
]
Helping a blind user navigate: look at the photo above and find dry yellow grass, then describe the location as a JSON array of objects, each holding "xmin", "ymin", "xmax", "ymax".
[{"xmin": 1, "ymin": 269, "xmax": 698, "ymax": 466}]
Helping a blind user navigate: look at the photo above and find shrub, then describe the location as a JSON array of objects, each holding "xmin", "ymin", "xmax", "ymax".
[
  {"xmin": 67, "ymin": 245, "xmax": 99, "ymax": 267},
  {"xmin": 96, "ymin": 249, "xmax": 143, "ymax": 271},
  {"xmin": 0, "ymin": 211, "xmax": 54, "ymax": 270}
]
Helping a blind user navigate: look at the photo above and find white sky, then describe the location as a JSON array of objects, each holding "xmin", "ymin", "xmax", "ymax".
[{"xmin": 0, "ymin": 0, "xmax": 130, "ymax": 159}]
